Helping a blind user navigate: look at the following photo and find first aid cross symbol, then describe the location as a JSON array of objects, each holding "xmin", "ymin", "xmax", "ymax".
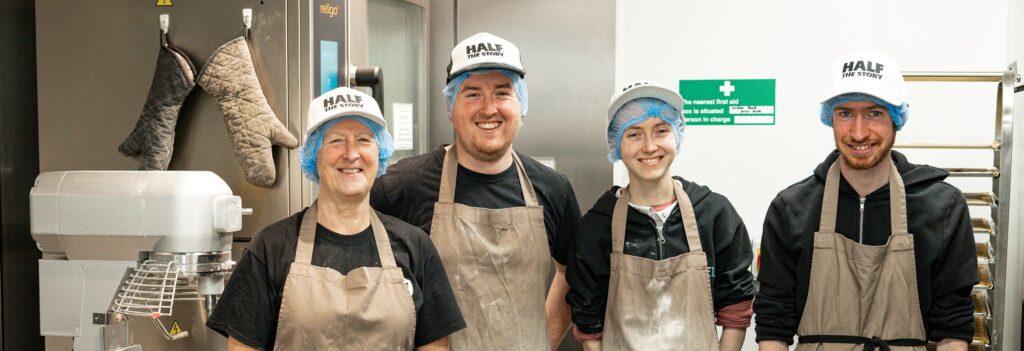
[{"xmin": 719, "ymin": 81, "xmax": 735, "ymax": 97}]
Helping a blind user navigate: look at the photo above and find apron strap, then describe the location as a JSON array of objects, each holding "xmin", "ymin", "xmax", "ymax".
[
  {"xmin": 611, "ymin": 182, "xmax": 703, "ymax": 254},
  {"xmin": 438, "ymin": 145, "xmax": 538, "ymax": 206},
  {"xmin": 611, "ymin": 187, "xmax": 630, "ymax": 254},
  {"xmin": 819, "ymin": 162, "xmax": 841, "ymax": 233},
  {"xmin": 510, "ymin": 151, "xmax": 540, "ymax": 207},
  {"xmin": 295, "ymin": 201, "xmax": 319, "ymax": 264},
  {"xmin": 674, "ymin": 181, "xmax": 703, "ymax": 253},
  {"xmin": 818, "ymin": 158, "xmax": 910, "ymax": 235},
  {"xmin": 438, "ymin": 146, "xmax": 459, "ymax": 204},
  {"xmin": 295, "ymin": 201, "xmax": 398, "ymax": 268},
  {"xmin": 369, "ymin": 210, "xmax": 399, "ymax": 268},
  {"xmin": 798, "ymin": 335, "xmax": 927, "ymax": 351},
  {"xmin": 887, "ymin": 161, "xmax": 909, "ymax": 235}
]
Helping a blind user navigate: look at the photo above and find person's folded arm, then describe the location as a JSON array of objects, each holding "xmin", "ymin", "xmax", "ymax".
[
  {"xmin": 754, "ymin": 196, "xmax": 799, "ymax": 346},
  {"xmin": 927, "ymin": 191, "xmax": 977, "ymax": 343}
]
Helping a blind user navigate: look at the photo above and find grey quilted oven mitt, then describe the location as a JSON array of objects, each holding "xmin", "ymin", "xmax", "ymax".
[
  {"xmin": 118, "ymin": 42, "xmax": 197, "ymax": 170},
  {"xmin": 197, "ymin": 36, "xmax": 298, "ymax": 187}
]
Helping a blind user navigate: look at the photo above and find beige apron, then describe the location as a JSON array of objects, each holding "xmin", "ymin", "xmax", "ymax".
[
  {"xmin": 796, "ymin": 161, "xmax": 927, "ymax": 351},
  {"xmin": 273, "ymin": 202, "xmax": 416, "ymax": 350},
  {"xmin": 602, "ymin": 182, "xmax": 719, "ymax": 350},
  {"xmin": 430, "ymin": 146, "xmax": 551, "ymax": 350}
]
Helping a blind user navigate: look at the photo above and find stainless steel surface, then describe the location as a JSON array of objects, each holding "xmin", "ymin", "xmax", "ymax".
[
  {"xmin": 903, "ymin": 71, "xmax": 1006, "ymax": 82},
  {"xmin": 1, "ymin": 0, "xmax": 42, "ymax": 348},
  {"xmin": 112, "ymin": 261, "xmax": 181, "ymax": 320},
  {"xmin": 142, "ymin": 251, "xmax": 234, "ymax": 277},
  {"xmin": 991, "ymin": 64, "xmax": 1016, "ymax": 351},
  {"xmin": 944, "ymin": 167, "xmax": 1001, "ymax": 177},
  {"xmin": 118, "ymin": 292, "xmax": 226, "ymax": 351},
  {"xmin": 101, "ymin": 315, "xmax": 135, "ymax": 351},
  {"xmin": 39, "ymin": 259, "xmax": 137, "ymax": 350},
  {"xmin": 895, "ymin": 142, "xmax": 1000, "ymax": 150},
  {"xmin": 895, "ymin": 69, "xmax": 1015, "ymax": 350},
  {"xmin": 965, "ymin": 192, "xmax": 998, "ymax": 207},
  {"xmin": 368, "ymin": 0, "xmax": 430, "ymax": 161},
  {"xmin": 427, "ymin": 0, "xmax": 456, "ymax": 148},
  {"xmin": 35, "ymin": 0, "xmax": 300, "ymax": 241}
]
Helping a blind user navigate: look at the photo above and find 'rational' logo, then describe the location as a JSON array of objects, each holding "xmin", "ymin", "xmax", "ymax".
[
  {"xmin": 466, "ymin": 42, "xmax": 503, "ymax": 59},
  {"xmin": 841, "ymin": 60, "xmax": 884, "ymax": 79}
]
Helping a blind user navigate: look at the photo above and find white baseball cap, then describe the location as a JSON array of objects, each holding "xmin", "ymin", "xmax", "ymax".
[
  {"xmin": 821, "ymin": 50, "xmax": 906, "ymax": 106},
  {"xmin": 447, "ymin": 32, "xmax": 525, "ymax": 82},
  {"xmin": 306, "ymin": 87, "xmax": 386, "ymax": 137},
  {"xmin": 607, "ymin": 80, "xmax": 684, "ymax": 120}
]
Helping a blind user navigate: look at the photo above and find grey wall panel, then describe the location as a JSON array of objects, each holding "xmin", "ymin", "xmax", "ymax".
[
  {"xmin": 35, "ymin": 0, "xmax": 300, "ymax": 239},
  {"xmin": 428, "ymin": 0, "xmax": 455, "ymax": 148},
  {"xmin": 455, "ymin": 0, "xmax": 615, "ymax": 210},
  {"xmin": 1, "ymin": 0, "xmax": 43, "ymax": 348}
]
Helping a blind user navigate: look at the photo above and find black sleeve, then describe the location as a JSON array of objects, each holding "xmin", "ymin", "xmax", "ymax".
[
  {"xmin": 564, "ymin": 210, "xmax": 611, "ymax": 334},
  {"xmin": 412, "ymin": 234, "xmax": 466, "ymax": 346},
  {"xmin": 710, "ymin": 199, "xmax": 755, "ymax": 311},
  {"xmin": 206, "ymin": 249, "xmax": 279, "ymax": 349},
  {"xmin": 551, "ymin": 178, "xmax": 582, "ymax": 265},
  {"xmin": 753, "ymin": 195, "xmax": 799, "ymax": 345},
  {"xmin": 370, "ymin": 174, "xmax": 395, "ymax": 216},
  {"xmin": 927, "ymin": 190, "xmax": 978, "ymax": 342}
]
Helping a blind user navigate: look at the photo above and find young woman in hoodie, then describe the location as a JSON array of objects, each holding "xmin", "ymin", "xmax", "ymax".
[{"xmin": 565, "ymin": 80, "xmax": 755, "ymax": 351}]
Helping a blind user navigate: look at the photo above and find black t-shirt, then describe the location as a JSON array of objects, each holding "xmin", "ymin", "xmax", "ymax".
[
  {"xmin": 370, "ymin": 145, "xmax": 582, "ymax": 265},
  {"xmin": 206, "ymin": 209, "xmax": 466, "ymax": 349}
]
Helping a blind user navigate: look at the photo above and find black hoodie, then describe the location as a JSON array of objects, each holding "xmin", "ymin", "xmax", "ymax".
[
  {"xmin": 753, "ymin": 150, "xmax": 978, "ymax": 344},
  {"xmin": 565, "ymin": 177, "xmax": 755, "ymax": 334}
]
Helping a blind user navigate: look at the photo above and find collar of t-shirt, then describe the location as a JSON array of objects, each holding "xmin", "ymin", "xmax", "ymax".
[
  {"xmin": 457, "ymin": 161, "xmax": 517, "ymax": 184},
  {"xmin": 628, "ymin": 201, "xmax": 677, "ymax": 224},
  {"xmin": 316, "ymin": 223, "xmax": 373, "ymax": 245}
]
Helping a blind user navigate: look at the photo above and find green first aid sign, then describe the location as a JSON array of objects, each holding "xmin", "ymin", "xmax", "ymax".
[{"xmin": 679, "ymin": 79, "xmax": 776, "ymax": 125}]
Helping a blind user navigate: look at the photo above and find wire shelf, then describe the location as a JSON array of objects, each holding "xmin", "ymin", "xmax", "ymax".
[{"xmin": 112, "ymin": 260, "xmax": 179, "ymax": 318}]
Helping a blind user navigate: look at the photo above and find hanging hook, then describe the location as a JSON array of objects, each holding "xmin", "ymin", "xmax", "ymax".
[
  {"xmin": 159, "ymin": 14, "xmax": 169, "ymax": 34},
  {"xmin": 242, "ymin": 8, "xmax": 252, "ymax": 36},
  {"xmin": 159, "ymin": 14, "xmax": 169, "ymax": 46}
]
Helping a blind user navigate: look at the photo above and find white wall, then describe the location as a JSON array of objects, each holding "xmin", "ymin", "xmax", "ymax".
[{"xmin": 616, "ymin": 1, "xmax": 1008, "ymax": 349}]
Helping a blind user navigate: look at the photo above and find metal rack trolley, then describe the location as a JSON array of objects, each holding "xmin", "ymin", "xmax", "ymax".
[{"xmin": 896, "ymin": 66, "xmax": 1016, "ymax": 351}]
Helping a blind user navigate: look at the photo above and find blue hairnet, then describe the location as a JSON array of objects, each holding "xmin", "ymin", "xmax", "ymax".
[
  {"xmin": 820, "ymin": 93, "xmax": 909, "ymax": 131},
  {"xmin": 299, "ymin": 116, "xmax": 395, "ymax": 182},
  {"xmin": 607, "ymin": 97, "xmax": 684, "ymax": 162},
  {"xmin": 443, "ymin": 68, "xmax": 528, "ymax": 119}
]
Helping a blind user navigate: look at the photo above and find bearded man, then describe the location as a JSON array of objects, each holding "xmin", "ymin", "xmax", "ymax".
[{"xmin": 754, "ymin": 50, "xmax": 977, "ymax": 351}]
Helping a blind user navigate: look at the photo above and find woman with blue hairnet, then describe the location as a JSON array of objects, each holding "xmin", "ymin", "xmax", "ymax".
[
  {"xmin": 207, "ymin": 87, "xmax": 465, "ymax": 351},
  {"xmin": 565, "ymin": 81, "xmax": 755, "ymax": 350}
]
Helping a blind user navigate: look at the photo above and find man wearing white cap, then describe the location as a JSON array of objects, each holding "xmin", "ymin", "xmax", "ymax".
[
  {"xmin": 371, "ymin": 33, "xmax": 581, "ymax": 350},
  {"xmin": 754, "ymin": 51, "xmax": 977, "ymax": 351}
]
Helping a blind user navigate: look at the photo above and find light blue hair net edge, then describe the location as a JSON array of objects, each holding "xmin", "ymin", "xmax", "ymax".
[
  {"xmin": 443, "ymin": 68, "xmax": 529, "ymax": 119},
  {"xmin": 299, "ymin": 116, "xmax": 395, "ymax": 182},
  {"xmin": 607, "ymin": 97, "xmax": 684, "ymax": 163},
  {"xmin": 820, "ymin": 93, "xmax": 909, "ymax": 131}
]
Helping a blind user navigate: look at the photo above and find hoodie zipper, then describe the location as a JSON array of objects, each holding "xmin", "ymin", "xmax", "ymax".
[
  {"xmin": 655, "ymin": 223, "xmax": 666, "ymax": 260},
  {"xmin": 859, "ymin": 197, "xmax": 866, "ymax": 244},
  {"xmin": 632, "ymin": 201, "xmax": 669, "ymax": 260},
  {"xmin": 646, "ymin": 217, "xmax": 666, "ymax": 260}
]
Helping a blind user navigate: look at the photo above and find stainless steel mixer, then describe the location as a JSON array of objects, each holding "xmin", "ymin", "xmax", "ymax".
[{"xmin": 31, "ymin": 171, "xmax": 246, "ymax": 351}]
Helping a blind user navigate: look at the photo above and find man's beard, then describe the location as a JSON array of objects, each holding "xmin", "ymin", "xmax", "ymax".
[{"xmin": 837, "ymin": 133, "xmax": 895, "ymax": 170}]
